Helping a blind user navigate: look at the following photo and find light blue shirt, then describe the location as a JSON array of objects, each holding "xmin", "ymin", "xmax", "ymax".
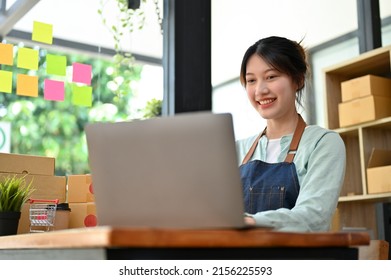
[{"xmin": 236, "ymin": 125, "xmax": 346, "ymax": 232}]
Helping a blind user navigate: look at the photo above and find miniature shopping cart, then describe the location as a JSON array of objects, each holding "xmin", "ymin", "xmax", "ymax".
[{"xmin": 29, "ymin": 199, "xmax": 59, "ymax": 233}]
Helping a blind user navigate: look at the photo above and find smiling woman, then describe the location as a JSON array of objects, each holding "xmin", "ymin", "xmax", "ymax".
[{"xmin": 236, "ymin": 36, "xmax": 346, "ymax": 232}]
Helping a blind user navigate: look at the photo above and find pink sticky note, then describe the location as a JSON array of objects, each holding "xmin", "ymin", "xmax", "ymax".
[
  {"xmin": 44, "ymin": 79, "xmax": 65, "ymax": 101},
  {"xmin": 72, "ymin": 62, "xmax": 92, "ymax": 85}
]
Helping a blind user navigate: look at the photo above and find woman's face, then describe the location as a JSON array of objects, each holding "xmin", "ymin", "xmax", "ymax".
[{"xmin": 245, "ymin": 54, "xmax": 298, "ymax": 121}]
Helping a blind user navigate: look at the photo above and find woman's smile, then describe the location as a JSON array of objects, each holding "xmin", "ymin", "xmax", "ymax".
[{"xmin": 258, "ymin": 98, "xmax": 277, "ymax": 106}]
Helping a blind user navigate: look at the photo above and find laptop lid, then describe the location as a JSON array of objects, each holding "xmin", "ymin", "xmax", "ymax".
[{"xmin": 85, "ymin": 111, "xmax": 246, "ymax": 229}]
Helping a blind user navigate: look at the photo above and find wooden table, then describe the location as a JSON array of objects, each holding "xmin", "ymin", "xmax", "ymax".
[{"xmin": 0, "ymin": 226, "xmax": 370, "ymax": 260}]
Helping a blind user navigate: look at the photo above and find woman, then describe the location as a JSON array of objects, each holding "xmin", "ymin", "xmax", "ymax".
[{"xmin": 236, "ymin": 36, "xmax": 345, "ymax": 232}]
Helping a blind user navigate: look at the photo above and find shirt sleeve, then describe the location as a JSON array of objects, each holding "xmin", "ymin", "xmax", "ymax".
[{"xmin": 249, "ymin": 131, "xmax": 346, "ymax": 232}]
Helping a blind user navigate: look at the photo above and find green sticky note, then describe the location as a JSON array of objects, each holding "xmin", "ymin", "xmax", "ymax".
[
  {"xmin": 32, "ymin": 21, "xmax": 53, "ymax": 45},
  {"xmin": 17, "ymin": 48, "xmax": 39, "ymax": 70},
  {"xmin": 0, "ymin": 70, "xmax": 13, "ymax": 93},
  {"xmin": 72, "ymin": 84, "xmax": 92, "ymax": 107},
  {"xmin": 46, "ymin": 54, "xmax": 67, "ymax": 76}
]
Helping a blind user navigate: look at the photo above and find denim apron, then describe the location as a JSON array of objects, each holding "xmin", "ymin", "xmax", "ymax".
[{"xmin": 239, "ymin": 115, "xmax": 306, "ymax": 214}]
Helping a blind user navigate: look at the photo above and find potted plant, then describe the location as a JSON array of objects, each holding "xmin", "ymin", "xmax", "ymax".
[{"xmin": 0, "ymin": 175, "xmax": 34, "ymax": 236}]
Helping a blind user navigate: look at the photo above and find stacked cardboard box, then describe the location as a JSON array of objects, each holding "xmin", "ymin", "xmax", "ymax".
[
  {"xmin": 0, "ymin": 152, "xmax": 66, "ymax": 234},
  {"xmin": 338, "ymin": 75, "xmax": 391, "ymax": 127},
  {"xmin": 366, "ymin": 149, "xmax": 391, "ymax": 194},
  {"xmin": 67, "ymin": 174, "xmax": 98, "ymax": 228}
]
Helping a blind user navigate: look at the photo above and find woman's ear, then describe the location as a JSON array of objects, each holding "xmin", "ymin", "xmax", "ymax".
[{"xmin": 297, "ymin": 77, "xmax": 305, "ymax": 91}]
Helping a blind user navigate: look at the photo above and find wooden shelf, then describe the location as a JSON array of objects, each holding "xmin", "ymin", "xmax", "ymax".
[
  {"xmin": 334, "ymin": 116, "xmax": 391, "ymax": 134},
  {"xmin": 324, "ymin": 45, "xmax": 391, "ymax": 237},
  {"xmin": 339, "ymin": 193, "xmax": 391, "ymax": 202}
]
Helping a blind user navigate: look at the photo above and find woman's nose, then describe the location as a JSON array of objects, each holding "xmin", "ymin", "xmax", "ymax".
[{"xmin": 255, "ymin": 81, "xmax": 268, "ymax": 95}]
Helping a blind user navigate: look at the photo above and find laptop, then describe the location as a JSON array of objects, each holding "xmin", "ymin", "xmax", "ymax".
[{"xmin": 85, "ymin": 111, "xmax": 247, "ymax": 229}]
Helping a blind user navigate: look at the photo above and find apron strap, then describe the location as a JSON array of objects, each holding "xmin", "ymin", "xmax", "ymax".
[
  {"xmin": 241, "ymin": 114, "xmax": 307, "ymax": 165},
  {"xmin": 284, "ymin": 114, "xmax": 306, "ymax": 163},
  {"xmin": 241, "ymin": 128, "xmax": 266, "ymax": 165}
]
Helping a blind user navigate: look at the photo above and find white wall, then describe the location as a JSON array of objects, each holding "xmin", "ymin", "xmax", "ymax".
[{"xmin": 211, "ymin": 0, "xmax": 391, "ymax": 86}]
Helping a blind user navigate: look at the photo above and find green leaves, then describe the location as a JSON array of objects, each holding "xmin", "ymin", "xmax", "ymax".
[
  {"xmin": 0, "ymin": 175, "xmax": 34, "ymax": 212},
  {"xmin": 143, "ymin": 98, "xmax": 162, "ymax": 119}
]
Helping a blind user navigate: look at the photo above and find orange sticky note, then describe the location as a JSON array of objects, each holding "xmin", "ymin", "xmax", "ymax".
[
  {"xmin": 32, "ymin": 21, "xmax": 53, "ymax": 45},
  {"xmin": 17, "ymin": 47, "xmax": 39, "ymax": 70},
  {"xmin": 16, "ymin": 74, "xmax": 39, "ymax": 97},
  {"xmin": 0, "ymin": 43, "xmax": 14, "ymax": 65},
  {"xmin": 0, "ymin": 70, "xmax": 13, "ymax": 93}
]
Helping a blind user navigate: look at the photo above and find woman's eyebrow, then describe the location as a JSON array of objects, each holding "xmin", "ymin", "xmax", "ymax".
[{"xmin": 246, "ymin": 68, "xmax": 275, "ymax": 75}]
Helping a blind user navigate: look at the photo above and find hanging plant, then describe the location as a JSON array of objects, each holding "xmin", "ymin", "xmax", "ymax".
[
  {"xmin": 143, "ymin": 98, "xmax": 162, "ymax": 118},
  {"xmin": 98, "ymin": 0, "xmax": 144, "ymax": 98},
  {"xmin": 98, "ymin": 0, "xmax": 162, "ymax": 98}
]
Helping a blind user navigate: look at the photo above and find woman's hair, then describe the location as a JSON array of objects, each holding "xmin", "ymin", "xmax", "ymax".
[{"xmin": 239, "ymin": 36, "xmax": 309, "ymax": 105}]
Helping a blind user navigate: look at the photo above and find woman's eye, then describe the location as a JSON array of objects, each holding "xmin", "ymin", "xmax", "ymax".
[
  {"xmin": 266, "ymin": 75, "xmax": 276, "ymax": 80},
  {"xmin": 246, "ymin": 79, "xmax": 255, "ymax": 84}
]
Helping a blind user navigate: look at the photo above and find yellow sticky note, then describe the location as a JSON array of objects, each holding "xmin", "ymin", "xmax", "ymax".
[
  {"xmin": 0, "ymin": 70, "xmax": 13, "ymax": 93},
  {"xmin": 72, "ymin": 84, "xmax": 92, "ymax": 107},
  {"xmin": 16, "ymin": 74, "xmax": 39, "ymax": 97},
  {"xmin": 17, "ymin": 48, "xmax": 39, "ymax": 70},
  {"xmin": 0, "ymin": 43, "xmax": 14, "ymax": 65},
  {"xmin": 32, "ymin": 21, "xmax": 53, "ymax": 45}
]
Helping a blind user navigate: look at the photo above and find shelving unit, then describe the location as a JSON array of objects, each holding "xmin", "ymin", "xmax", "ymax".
[{"xmin": 323, "ymin": 45, "xmax": 391, "ymax": 238}]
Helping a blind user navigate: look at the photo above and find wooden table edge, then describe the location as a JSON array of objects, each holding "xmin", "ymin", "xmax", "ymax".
[{"xmin": 0, "ymin": 226, "xmax": 371, "ymax": 249}]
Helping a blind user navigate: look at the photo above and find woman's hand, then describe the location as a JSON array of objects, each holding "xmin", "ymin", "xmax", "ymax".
[{"xmin": 244, "ymin": 216, "xmax": 256, "ymax": 226}]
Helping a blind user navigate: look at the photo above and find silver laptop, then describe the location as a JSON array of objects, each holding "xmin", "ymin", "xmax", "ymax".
[{"xmin": 85, "ymin": 111, "xmax": 246, "ymax": 229}]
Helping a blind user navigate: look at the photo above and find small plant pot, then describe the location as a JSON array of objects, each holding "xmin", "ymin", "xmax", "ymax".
[{"xmin": 0, "ymin": 211, "xmax": 21, "ymax": 236}]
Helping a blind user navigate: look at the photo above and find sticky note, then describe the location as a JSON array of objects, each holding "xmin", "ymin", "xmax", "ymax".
[
  {"xmin": 16, "ymin": 74, "xmax": 39, "ymax": 97},
  {"xmin": 0, "ymin": 43, "xmax": 14, "ymax": 65},
  {"xmin": 72, "ymin": 84, "xmax": 92, "ymax": 107},
  {"xmin": 32, "ymin": 21, "xmax": 53, "ymax": 45},
  {"xmin": 0, "ymin": 70, "xmax": 13, "ymax": 93},
  {"xmin": 17, "ymin": 47, "xmax": 39, "ymax": 70},
  {"xmin": 44, "ymin": 79, "xmax": 65, "ymax": 101},
  {"xmin": 46, "ymin": 54, "xmax": 66, "ymax": 76},
  {"xmin": 72, "ymin": 62, "xmax": 92, "ymax": 85}
]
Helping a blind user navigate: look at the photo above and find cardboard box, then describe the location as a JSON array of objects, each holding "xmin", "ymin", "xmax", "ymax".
[
  {"xmin": 0, "ymin": 173, "xmax": 66, "ymax": 202},
  {"xmin": 68, "ymin": 202, "xmax": 97, "ymax": 228},
  {"xmin": 0, "ymin": 152, "xmax": 55, "ymax": 175},
  {"xmin": 338, "ymin": 95, "xmax": 391, "ymax": 127},
  {"xmin": 366, "ymin": 149, "xmax": 391, "ymax": 194},
  {"xmin": 341, "ymin": 75, "xmax": 391, "ymax": 102},
  {"xmin": 17, "ymin": 203, "xmax": 31, "ymax": 234},
  {"xmin": 67, "ymin": 174, "xmax": 95, "ymax": 203}
]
